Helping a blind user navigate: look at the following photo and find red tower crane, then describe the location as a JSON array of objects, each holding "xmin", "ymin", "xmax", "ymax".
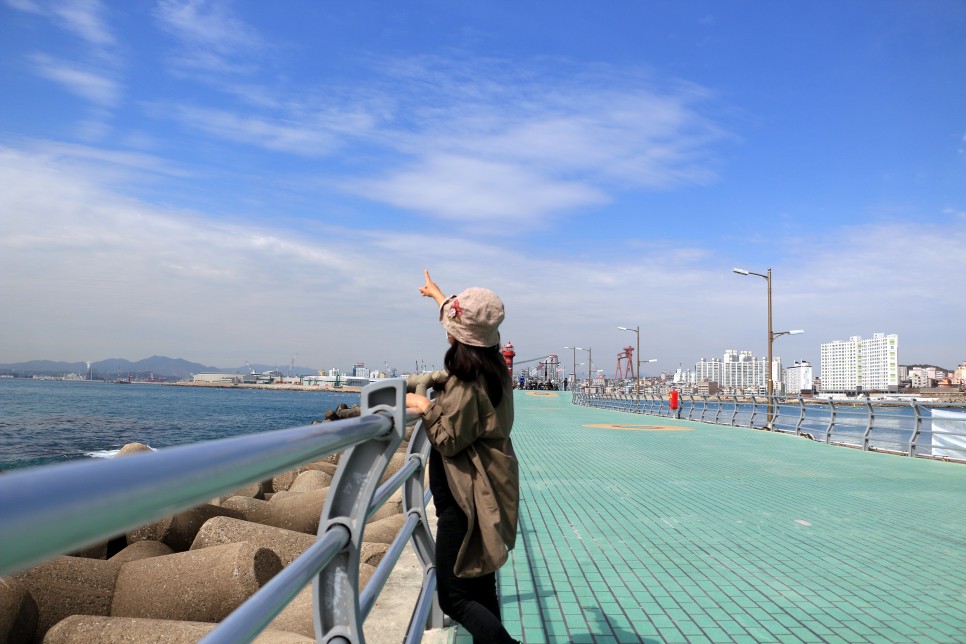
[{"xmin": 615, "ymin": 346, "xmax": 635, "ymax": 380}]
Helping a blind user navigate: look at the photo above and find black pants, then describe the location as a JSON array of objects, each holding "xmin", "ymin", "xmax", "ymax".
[{"xmin": 435, "ymin": 504, "xmax": 517, "ymax": 644}]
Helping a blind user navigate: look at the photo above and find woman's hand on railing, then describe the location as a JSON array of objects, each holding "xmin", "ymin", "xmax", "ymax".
[{"xmin": 406, "ymin": 393, "xmax": 432, "ymax": 415}]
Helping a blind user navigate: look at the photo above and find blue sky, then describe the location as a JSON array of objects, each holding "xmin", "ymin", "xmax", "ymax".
[{"xmin": 1, "ymin": 0, "xmax": 964, "ymax": 377}]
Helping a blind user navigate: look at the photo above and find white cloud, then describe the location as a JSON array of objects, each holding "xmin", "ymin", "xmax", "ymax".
[
  {"xmin": 151, "ymin": 104, "xmax": 341, "ymax": 156},
  {"xmin": 153, "ymin": 0, "xmax": 262, "ymax": 74},
  {"xmin": 148, "ymin": 56, "xmax": 726, "ymax": 228},
  {"xmin": 3, "ymin": 144, "xmax": 962, "ymax": 372},
  {"xmin": 5, "ymin": 0, "xmax": 114, "ymax": 46},
  {"xmin": 28, "ymin": 52, "xmax": 120, "ymax": 106},
  {"xmin": 52, "ymin": 0, "xmax": 114, "ymax": 47},
  {"xmin": 345, "ymin": 154, "xmax": 607, "ymax": 225}
]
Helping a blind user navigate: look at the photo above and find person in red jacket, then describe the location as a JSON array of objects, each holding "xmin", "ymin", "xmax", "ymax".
[{"xmin": 406, "ymin": 270, "xmax": 520, "ymax": 644}]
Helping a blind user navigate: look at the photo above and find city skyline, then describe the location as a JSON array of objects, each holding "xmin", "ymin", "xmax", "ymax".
[{"xmin": 2, "ymin": 1, "xmax": 964, "ymax": 373}]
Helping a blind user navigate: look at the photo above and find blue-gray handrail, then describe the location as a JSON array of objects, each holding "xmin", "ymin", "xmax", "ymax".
[
  {"xmin": 0, "ymin": 378, "xmax": 441, "ymax": 643},
  {"xmin": 571, "ymin": 390, "xmax": 966, "ymax": 462}
]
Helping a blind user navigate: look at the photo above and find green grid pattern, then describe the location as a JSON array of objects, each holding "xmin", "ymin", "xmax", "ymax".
[{"xmin": 452, "ymin": 392, "xmax": 966, "ymax": 643}]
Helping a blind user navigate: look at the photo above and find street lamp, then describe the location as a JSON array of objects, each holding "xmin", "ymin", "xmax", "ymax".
[
  {"xmin": 639, "ymin": 359, "xmax": 658, "ymax": 392},
  {"xmin": 734, "ymin": 267, "xmax": 772, "ymax": 424},
  {"xmin": 618, "ymin": 326, "xmax": 658, "ymax": 394},
  {"xmin": 579, "ymin": 347, "xmax": 592, "ymax": 385},
  {"xmin": 733, "ymin": 267, "xmax": 805, "ymax": 427},
  {"xmin": 563, "ymin": 346, "xmax": 582, "ymax": 387}
]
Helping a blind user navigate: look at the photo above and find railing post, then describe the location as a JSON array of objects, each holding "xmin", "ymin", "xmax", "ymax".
[
  {"xmin": 402, "ymin": 395, "xmax": 444, "ymax": 636},
  {"xmin": 750, "ymin": 395, "xmax": 759, "ymax": 428},
  {"xmin": 699, "ymin": 395, "xmax": 709, "ymax": 423},
  {"xmin": 824, "ymin": 399, "xmax": 836, "ymax": 444},
  {"xmin": 908, "ymin": 401, "xmax": 923, "ymax": 457},
  {"xmin": 862, "ymin": 398, "xmax": 875, "ymax": 451},
  {"xmin": 731, "ymin": 395, "xmax": 739, "ymax": 427},
  {"xmin": 314, "ymin": 379, "xmax": 406, "ymax": 643},
  {"xmin": 795, "ymin": 397, "xmax": 805, "ymax": 436}
]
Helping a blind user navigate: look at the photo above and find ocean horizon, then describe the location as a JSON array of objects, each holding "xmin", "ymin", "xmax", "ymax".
[{"xmin": 0, "ymin": 379, "xmax": 361, "ymax": 471}]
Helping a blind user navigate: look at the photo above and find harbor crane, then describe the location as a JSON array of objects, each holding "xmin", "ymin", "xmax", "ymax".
[{"xmin": 615, "ymin": 346, "xmax": 635, "ymax": 380}]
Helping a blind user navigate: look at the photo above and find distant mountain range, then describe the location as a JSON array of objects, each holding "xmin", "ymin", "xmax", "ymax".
[{"xmin": 0, "ymin": 355, "xmax": 319, "ymax": 379}]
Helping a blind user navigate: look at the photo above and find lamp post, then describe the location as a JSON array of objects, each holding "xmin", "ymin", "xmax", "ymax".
[
  {"xmin": 579, "ymin": 347, "xmax": 592, "ymax": 385},
  {"xmin": 639, "ymin": 359, "xmax": 658, "ymax": 392},
  {"xmin": 734, "ymin": 267, "xmax": 772, "ymax": 424},
  {"xmin": 733, "ymin": 267, "xmax": 803, "ymax": 428},
  {"xmin": 618, "ymin": 326, "xmax": 658, "ymax": 394},
  {"xmin": 770, "ymin": 329, "xmax": 804, "ymax": 397},
  {"xmin": 563, "ymin": 346, "xmax": 582, "ymax": 387}
]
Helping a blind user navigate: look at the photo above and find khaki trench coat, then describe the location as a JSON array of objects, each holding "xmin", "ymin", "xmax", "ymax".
[{"xmin": 422, "ymin": 376, "xmax": 519, "ymax": 578}]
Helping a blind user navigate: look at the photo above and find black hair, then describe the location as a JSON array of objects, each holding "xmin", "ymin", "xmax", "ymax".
[{"xmin": 444, "ymin": 341, "xmax": 509, "ymax": 408}]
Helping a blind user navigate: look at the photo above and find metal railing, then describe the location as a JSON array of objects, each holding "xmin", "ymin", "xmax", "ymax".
[
  {"xmin": 572, "ymin": 391, "xmax": 966, "ymax": 462},
  {"xmin": 0, "ymin": 378, "xmax": 441, "ymax": 643}
]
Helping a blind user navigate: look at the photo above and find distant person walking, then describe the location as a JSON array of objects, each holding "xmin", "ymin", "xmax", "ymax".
[{"xmin": 406, "ymin": 270, "xmax": 521, "ymax": 644}]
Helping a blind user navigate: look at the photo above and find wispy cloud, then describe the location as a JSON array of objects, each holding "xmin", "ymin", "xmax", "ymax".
[
  {"xmin": 52, "ymin": 0, "xmax": 114, "ymax": 47},
  {"xmin": 342, "ymin": 71, "xmax": 722, "ymax": 225},
  {"xmin": 147, "ymin": 104, "xmax": 343, "ymax": 156},
  {"xmin": 148, "ymin": 55, "xmax": 727, "ymax": 227},
  {"xmin": 5, "ymin": 0, "xmax": 114, "ymax": 46},
  {"xmin": 2, "ymin": 145, "xmax": 962, "ymax": 369},
  {"xmin": 345, "ymin": 154, "xmax": 607, "ymax": 225},
  {"xmin": 28, "ymin": 52, "xmax": 120, "ymax": 106},
  {"xmin": 153, "ymin": 0, "xmax": 262, "ymax": 74}
]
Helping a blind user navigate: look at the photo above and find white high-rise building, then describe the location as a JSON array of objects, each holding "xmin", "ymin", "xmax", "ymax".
[
  {"xmin": 820, "ymin": 333, "xmax": 899, "ymax": 394},
  {"xmin": 784, "ymin": 361, "xmax": 814, "ymax": 395},
  {"xmin": 695, "ymin": 350, "xmax": 768, "ymax": 392}
]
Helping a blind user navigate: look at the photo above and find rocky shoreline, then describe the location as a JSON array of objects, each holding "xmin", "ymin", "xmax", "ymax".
[
  {"xmin": 167, "ymin": 381, "xmax": 365, "ymax": 393},
  {"xmin": 1, "ymin": 403, "xmax": 414, "ymax": 642}
]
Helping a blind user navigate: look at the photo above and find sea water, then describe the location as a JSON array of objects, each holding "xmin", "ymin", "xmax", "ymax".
[{"xmin": 0, "ymin": 379, "xmax": 361, "ymax": 471}]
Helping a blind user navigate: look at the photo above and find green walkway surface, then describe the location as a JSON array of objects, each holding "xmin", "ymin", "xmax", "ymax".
[{"xmin": 456, "ymin": 391, "xmax": 966, "ymax": 643}]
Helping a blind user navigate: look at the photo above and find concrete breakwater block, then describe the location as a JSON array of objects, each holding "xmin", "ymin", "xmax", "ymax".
[
  {"xmin": 126, "ymin": 503, "xmax": 244, "ymax": 551},
  {"xmin": 111, "ymin": 542, "xmax": 282, "ymax": 623},
  {"xmin": 191, "ymin": 516, "xmax": 390, "ymax": 569},
  {"xmin": 362, "ymin": 513, "xmax": 408, "ymax": 545},
  {"xmin": 44, "ymin": 615, "xmax": 315, "ymax": 643},
  {"xmin": 115, "ymin": 442, "xmax": 152, "ymax": 456},
  {"xmin": 359, "ymin": 542, "xmax": 390, "ymax": 568},
  {"xmin": 223, "ymin": 488, "xmax": 329, "ymax": 534},
  {"xmin": 288, "ymin": 468, "xmax": 334, "ymax": 492},
  {"xmin": 366, "ymin": 489, "xmax": 404, "ymax": 524},
  {"xmin": 379, "ymin": 452, "xmax": 409, "ymax": 485},
  {"xmin": 108, "ymin": 540, "xmax": 174, "ymax": 564},
  {"xmin": 268, "ymin": 564, "xmax": 376, "ymax": 639},
  {"xmin": 190, "ymin": 517, "xmax": 316, "ymax": 567},
  {"xmin": 323, "ymin": 403, "xmax": 361, "ymax": 421},
  {"xmin": 272, "ymin": 460, "xmax": 339, "ymax": 493},
  {"xmin": 12, "ymin": 555, "xmax": 122, "ymax": 641},
  {"xmin": 212, "ymin": 479, "xmax": 272, "ymax": 504},
  {"xmin": 0, "ymin": 577, "xmax": 39, "ymax": 643},
  {"xmin": 68, "ymin": 541, "xmax": 109, "ymax": 560}
]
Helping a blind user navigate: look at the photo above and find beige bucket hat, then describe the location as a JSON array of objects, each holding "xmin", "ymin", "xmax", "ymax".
[{"xmin": 439, "ymin": 287, "xmax": 505, "ymax": 348}]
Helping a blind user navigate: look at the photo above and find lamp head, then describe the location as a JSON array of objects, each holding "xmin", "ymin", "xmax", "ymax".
[
  {"xmin": 732, "ymin": 267, "xmax": 750, "ymax": 275},
  {"xmin": 789, "ymin": 329, "xmax": 805, "ymax": 335}
]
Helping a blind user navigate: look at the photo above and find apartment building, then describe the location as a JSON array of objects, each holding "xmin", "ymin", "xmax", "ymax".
[
  {"xmin": 783, "ymin": 360, "xmax": 814, "ymax": 395},
  {"xmin": 696, "ymin": 350, "xmax": 770, "ymax": 392},
  {"xmin": 820, "ymin": 333, "xmax": 899, "ymax": 394}
]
